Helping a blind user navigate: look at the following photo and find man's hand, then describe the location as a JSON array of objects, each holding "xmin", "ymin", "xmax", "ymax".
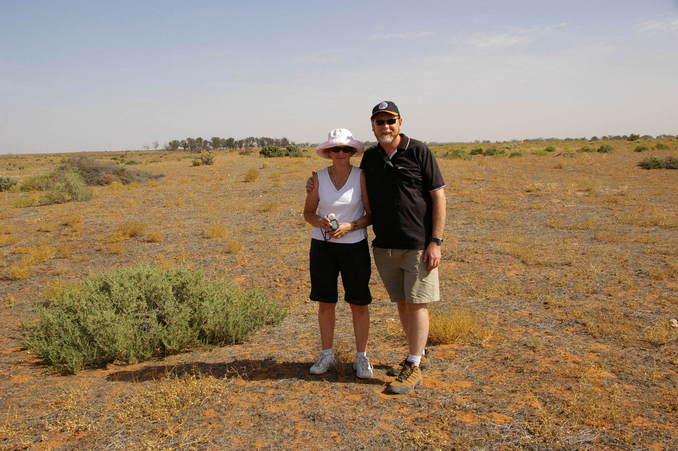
[
  {"xmin": 423, "ymin": 242, "xmax": 441, "ymax": 271},
  {"xmin": 305, "ymin": 171, "xmax": 317, "ymax": 193}
]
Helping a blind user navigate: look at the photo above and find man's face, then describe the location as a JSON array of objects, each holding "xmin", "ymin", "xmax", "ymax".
[{"xmin": 371, "ymin": 113, "xmax": 402, "ymax": 146}]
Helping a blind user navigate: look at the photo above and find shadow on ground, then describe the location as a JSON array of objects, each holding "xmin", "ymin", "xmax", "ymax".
[{"xmin": 106, "ymin": 358, "xmax": 387, "ymax": 385}]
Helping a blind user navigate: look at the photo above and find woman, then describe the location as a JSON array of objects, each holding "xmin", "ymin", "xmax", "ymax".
[{"xmin": 303, "ymin": 128, "xmax": 373, "ymax": 378}]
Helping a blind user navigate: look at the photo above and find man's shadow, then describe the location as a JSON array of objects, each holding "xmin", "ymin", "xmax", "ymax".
[{"xmin": 107, "ymin": 358, "xmax": 388, "ymax": 386}]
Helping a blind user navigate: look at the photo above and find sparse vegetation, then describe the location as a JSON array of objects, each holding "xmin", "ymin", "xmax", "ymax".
[
  {"xmin": 259, "ymin": 145, "xmax": 304, "ymax": 158},
  {"xmin": 59, "ymin": 156, "xmax": 163, "ymax": 185},
  {"xmin": 0, "ymin": 176, "xmax": 17, "ymax": 192},
  {"xmin": 243, "ymin": 168, "xmax": 260, "ymax": 182},
  {"xmin": 428, "ymin": 307, "xmax": 491, "ymax": 345},
  {"xmin": 638, "ymin": 156, "xmax": 678, "ymax": 169},
  {"xmin": 24, "ymin": 265, "xmax": 285, "ymax": 374},
  {"xmin": 191, "ymin": 151, "xmax": 215, "ymax": 166}
]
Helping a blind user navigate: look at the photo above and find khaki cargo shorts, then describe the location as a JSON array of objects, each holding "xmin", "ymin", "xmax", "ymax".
[{"xmin": 373, "ymin": 247, "xmax": 440, "ymax": 304}]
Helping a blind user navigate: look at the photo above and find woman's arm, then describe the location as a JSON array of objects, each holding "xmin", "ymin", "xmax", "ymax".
[{"xmin": 303, "ymin": 172, "xmax": 330, "ymax": 230}]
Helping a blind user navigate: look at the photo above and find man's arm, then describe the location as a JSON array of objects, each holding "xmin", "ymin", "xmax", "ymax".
[{"xmin": 423, "ymin": 187, "xmax": 446, "ymax": 271}]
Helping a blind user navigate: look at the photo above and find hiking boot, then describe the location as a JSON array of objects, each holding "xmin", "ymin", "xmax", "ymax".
[
  {"xmin": 309, "ymin": 352, "xmax": 337, "ymax": 375},
  {"xmin": 353, "ymin": 355, "xmax": 373, "ymax": 379},
  {"xmin": 386, "ymin": 361, "xmax": 422, "ymax": 395},
  {"xmin": 386, "ymin": 352, "xmax": 430, "ymax": 377}
]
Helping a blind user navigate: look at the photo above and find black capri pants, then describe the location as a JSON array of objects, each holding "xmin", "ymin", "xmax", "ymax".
[{"xmin": 309, "ymin": 238, "xmax": 372, "ymax": 305}]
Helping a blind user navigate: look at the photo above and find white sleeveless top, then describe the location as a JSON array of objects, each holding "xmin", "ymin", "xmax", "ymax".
[{"xmin": 312, "ymin": 166, "xmax": 367, "ymax": 244}]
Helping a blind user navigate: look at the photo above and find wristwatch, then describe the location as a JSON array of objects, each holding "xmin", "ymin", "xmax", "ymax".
[{"xmin": 431, "ymin": 238, "xmax": 443, "ymax": 245}]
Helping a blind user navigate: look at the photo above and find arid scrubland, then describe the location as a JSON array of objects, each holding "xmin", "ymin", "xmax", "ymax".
[{"xmin": 0, "ymin": 138, "xmax": 676, "ymax": 450}]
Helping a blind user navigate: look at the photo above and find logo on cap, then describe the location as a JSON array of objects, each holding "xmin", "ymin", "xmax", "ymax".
[{"xmin": 378, "ymin": 101, "xmax": 389, "ymax": 110}]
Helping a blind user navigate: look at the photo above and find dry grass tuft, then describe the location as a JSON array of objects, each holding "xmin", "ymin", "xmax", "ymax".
[
  {"xmin": 144, "ymin": 229, "xmax": 163, "ymax": 243},
  {"xmin": 7, "ymin": 264, "xmax": 31, "ymax": 280},
  {"xmin": 428, "ymin": 308, "xmax": 492, "ymax": 345},
  {"xmin": 115, "ymin": 220, "xmax": 147, "ymax": 239},
  {"xmin": 226, "ymin": 240, "xmax": 243, "ymax": 253},
  {"xmin": 204, "ymin": 224, "xmax": 228, "ymax": 239},
  {"xmin": 116, "ymin": 374, "xmax": 230, "ymax": 424},
  {"xmin": 643, "ymin": 317, "xmax": 678, "ymax": 346},
  {"xmin": 243, "ymin": 168, "xmax": 260, "ymax": 182},
  {"xmin": 55, "ymin": 243, "xmax": 73, "ymax": 258}
]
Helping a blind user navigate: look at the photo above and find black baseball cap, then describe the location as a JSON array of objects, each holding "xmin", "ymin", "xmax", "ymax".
[{"xmin": 371, "ymin": 100, "xmax": 400, "ymax": 118}]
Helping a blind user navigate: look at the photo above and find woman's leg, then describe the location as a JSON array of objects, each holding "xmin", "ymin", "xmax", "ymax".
[
  {"xmin": 318, "ymin": 302, "xmax": 337, "ymax": 350},
  {"xmin": 350, "ymin": 304, "xmax": 370, "ymax": 353}
]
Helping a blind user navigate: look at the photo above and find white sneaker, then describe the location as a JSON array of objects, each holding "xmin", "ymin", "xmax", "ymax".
[
  {"xmin": 353, "ymin": 355, "xmax": 373, "ymax": 379},
  {"xmin": 310, "ymin": 352, "xmax": 337, "ymax": 375}
]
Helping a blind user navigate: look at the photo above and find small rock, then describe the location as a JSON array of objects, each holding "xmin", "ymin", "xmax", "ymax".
[{"xmin": 670, "ymin": 318, "xmax": 678, "ymax": 328}]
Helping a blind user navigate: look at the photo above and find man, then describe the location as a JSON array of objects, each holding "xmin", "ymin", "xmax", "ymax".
[{"xmin": 360, "ymin": 100, "xmax": 446, "ymax": 394}]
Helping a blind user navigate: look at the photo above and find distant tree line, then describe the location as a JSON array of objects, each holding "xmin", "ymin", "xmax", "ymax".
[
  {"xmin": 427, "ymin": 133, "xmax": 677, "ymax": 146},
  {"xmin": 165, "ymin": 136, "xmax": 305, "ymax": 152}
]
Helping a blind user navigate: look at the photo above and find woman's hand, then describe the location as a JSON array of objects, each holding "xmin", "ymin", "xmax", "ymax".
[
  {"xmin": 318, "ymin": 216, "xmax": 333, "ymax": 231},
  {"xmin": 329, "ymin": 222, "xmax": 353, "ymax": 239}
]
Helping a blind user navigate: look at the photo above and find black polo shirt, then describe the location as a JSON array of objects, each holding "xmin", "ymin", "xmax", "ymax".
[{"xmin": 360, "ymin": 134, "xmax": 445, "ymax": 250}]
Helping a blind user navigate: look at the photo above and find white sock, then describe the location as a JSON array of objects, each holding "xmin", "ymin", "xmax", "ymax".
[
  {"xmin": 422, "ymin": 348, "xmax": 426, "ymax": 356},
  {"xmin": 321, "ymin": 349, "xmax": 334, "ymax": 356},
  {"xmin": 356, "ymin": 351, "xmax": 366, "ymax": 359},
  {"xmin": 406, "ymin": 354, "xmax": 421, "ymax": 366}
]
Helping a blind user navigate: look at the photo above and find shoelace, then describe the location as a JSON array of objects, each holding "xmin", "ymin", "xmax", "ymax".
[{"xmin": 396, "ymin": 364, "xmax": 414, "ymax": 382}]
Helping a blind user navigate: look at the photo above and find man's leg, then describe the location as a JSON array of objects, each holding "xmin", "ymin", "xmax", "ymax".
[
  {"xmin": 396, "ymin": 300, "xmax": 409, "ymax": 337},
  {"xmin": 405, "ymin": 303, "xmax": 429, "ymax": 357}
]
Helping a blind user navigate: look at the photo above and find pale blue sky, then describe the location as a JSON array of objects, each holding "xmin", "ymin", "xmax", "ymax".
[{"xmin": 1, "ymin": 1, "xmax": 677, "ymax": 153}]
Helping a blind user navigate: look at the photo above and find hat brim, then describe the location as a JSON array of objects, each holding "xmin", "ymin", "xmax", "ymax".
[
  {"xmin": 371, "ymin": 110, "xmax": 399, "ymax": 118},
  {"xmin": 315, "ymin": 140, "xmax": 365, "ymax": 159}
]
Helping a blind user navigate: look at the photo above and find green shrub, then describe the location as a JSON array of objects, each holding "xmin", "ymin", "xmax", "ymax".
[
  {"xmin": 24, "ymin": 265, "xmax": 285, "ymax": 374},
  {"xmin": 509, "ymin": 152, "xmax": 522, "ymax": 158},
  {"xmin": 483, "ymin": 148, "xmax": 505, "ymax": 156},
  {"xmin": 638, "ymin": 157, "xmax": 678, "ymax": 169},
  {"xmin": 634, "ymin": 146, "xmax": 648, "ymax": 152},
  {"xmin": 39, "ymin": 170, "xmax": 93, "ymax": 205},
  {"xmin": 577, "ymin": 146, "xmax": 595, "ymax": 153},
  {"xmin": 60, "ymin": 156, "xmax": 163, "ymax": 185},
  {"xmin": 655, "ymin": 143, "xmax": 669, "ymax": 150},
  {"xmin": 597, "ymin": 145, "xmax": 613, "ymax": 153},
  {"xmin": 125, "ymin": 160, "xmax": 141, "ymax": 165},
  {"xmin": 443, "ymin": 149, "xmax": 471, "ymax": 160},
  {"xmin": 0, "ymin": 176, "xmax": 17, "ymax": 192},
  {"xmin": 259, "ymin": 145, "xmax": 304, "ymax": 158},
  {"xmin": 470, "ymin": 148, "xmax": 484, "ymax": 155},
  {"xmin": 544, "ymin": 146, "xmax": 556, "ymax": 152}
]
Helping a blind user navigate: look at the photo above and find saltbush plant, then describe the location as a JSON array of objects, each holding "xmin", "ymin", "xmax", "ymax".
[
  {"xmin": 597, "ymin": 145, "xmax": 613, "ymax": 153},
  {"xmin": 470, "ymin": 148, "xmax": 484, "ymax": 155},
  {"xmin": 634, "ymin": 146, "xmax": 648, "ymax": 152},
  {"xmin": 0, "ymin": 176, "xmax": 18, "ymax": 192},
  {"xmin": 638, "ymin": 157, "xmax": 678, "ymax": 169},
  {"xmin": 259, "ymin": 145, "xmax": 304, "ymax": 158},
  {"xmin": 443, "ymin": 149, "xmax": 471, "ymax": 160},
  {"xmin": 544, "ymin": 146, "xmax": 556, "ymax": 152},
  {"xmin": 60, "ymin": 156, "xmax": 162, "ymax": 185},
  {"xmin": 192, "ymin": 151, "xmax": 215, "ymax": 166},
  {"xmin": 18, "ymin": 169, "xmax": 92, "ymax": 205},
  {"xmin": 25, "ymin": 265, "xmax": 286, "ymax": 374}
]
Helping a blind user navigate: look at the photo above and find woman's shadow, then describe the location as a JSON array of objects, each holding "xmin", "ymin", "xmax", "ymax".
[{"xmin": 107, "ymin": 358, "xmax": 388, "ymax": 385}]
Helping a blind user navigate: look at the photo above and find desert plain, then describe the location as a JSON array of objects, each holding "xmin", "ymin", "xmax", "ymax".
[{"xmin": 0, "ymin": 138, "xmax": 676, "ymax": 450}]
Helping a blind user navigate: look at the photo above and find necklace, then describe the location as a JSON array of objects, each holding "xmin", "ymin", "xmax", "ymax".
[{"xmin": 329, "ymin": 166, "xmax": 351, "ymax": 190}]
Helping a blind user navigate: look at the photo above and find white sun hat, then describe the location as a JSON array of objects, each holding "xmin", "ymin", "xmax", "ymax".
[{"xmin": 315, "ymin": 128, "xmax": 365, "ymax": 159}]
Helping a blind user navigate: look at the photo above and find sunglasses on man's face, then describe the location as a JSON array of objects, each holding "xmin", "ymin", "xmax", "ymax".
[
  {"xmin": 373, "ymin": 117, "xmax": 399, "ymax": 126},
  {"xmin": 329, "ymin": 147, "xmax": 354, "ymax": 153}
]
